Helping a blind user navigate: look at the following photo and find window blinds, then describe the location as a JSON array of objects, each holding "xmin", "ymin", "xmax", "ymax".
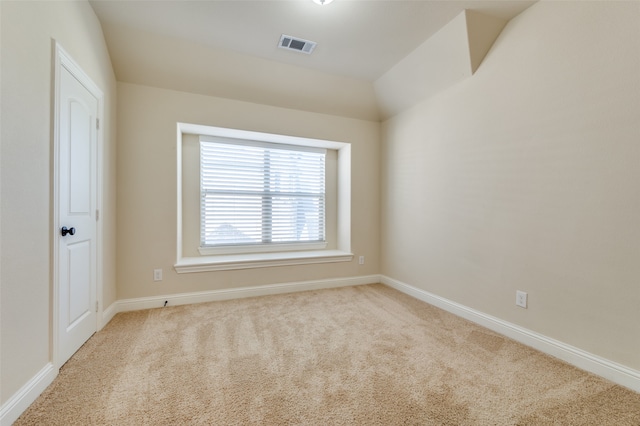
[{"xmin": 200, "ymin": 138, "xmax": 326, "ymax": 248}]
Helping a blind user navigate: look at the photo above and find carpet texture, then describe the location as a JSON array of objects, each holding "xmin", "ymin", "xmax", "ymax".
[{"xmin": 16, "ymin": 284, "xmax": 640, "ymax": 425}]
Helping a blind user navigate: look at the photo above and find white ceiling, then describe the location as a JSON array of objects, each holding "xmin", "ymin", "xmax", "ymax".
[{"xmin": 89, "ymin": 0, "xmax": 535, "ymax": 82}]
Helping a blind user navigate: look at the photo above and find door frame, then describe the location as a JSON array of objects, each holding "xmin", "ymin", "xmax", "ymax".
[{"xmin": 52, "ymin": 41, "xmax": 105, "ymax": 369}]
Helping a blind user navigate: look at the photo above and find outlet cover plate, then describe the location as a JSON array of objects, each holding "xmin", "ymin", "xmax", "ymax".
[{"xmin": 516, "ymin": 290, "xmax": 528, "ymax": 308}]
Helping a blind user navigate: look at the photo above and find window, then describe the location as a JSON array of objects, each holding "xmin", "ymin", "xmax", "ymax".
[
  {"xmin": 200, "ymin": 137, "xmax": 327, "ymax": 253},
  {"xmin": 175, "ymin": 123, "xmax": 352, "ymax": 273}
]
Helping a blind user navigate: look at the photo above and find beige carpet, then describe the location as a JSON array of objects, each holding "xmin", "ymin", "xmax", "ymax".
[{"xmin": 16, "ymin": 284, "xmax": 640, "ymax": 425}]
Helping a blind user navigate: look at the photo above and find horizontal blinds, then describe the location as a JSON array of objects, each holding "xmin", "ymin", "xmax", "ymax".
[{"xmin": 200, "ymin": 140, "xmax": 326, "ymax": 247}]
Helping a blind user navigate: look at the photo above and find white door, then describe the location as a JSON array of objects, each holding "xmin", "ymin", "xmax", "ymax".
[{"xmin": 57, "ymin": 56, "xmax": 99, "ymax": 365}]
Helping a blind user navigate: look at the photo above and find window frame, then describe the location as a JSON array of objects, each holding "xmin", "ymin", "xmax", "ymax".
[{"xmin": 175, "ymin": 123, "xmax": 353, "ymax": 273}]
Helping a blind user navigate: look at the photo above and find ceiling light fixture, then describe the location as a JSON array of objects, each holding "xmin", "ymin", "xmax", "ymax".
[{"xmin": 312, "ymin": 0, "xmax": 334, "ymax": 5}]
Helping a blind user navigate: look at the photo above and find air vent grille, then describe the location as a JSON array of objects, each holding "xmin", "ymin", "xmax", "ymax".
[{"xmin": 278, "ymin": 34, "xmax": 317, "ymax": 54}]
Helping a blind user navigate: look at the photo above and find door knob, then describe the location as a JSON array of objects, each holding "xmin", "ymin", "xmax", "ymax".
[{"xmin": 61, "ymin": 226, "xmax": 76, "ymax": 236}]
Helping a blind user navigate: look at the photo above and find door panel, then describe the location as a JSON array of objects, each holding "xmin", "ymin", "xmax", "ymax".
[
  {"xmin": 58, "ymin": 61, "xmax": 98, "ymax": 365},
  {"xmin": 69, "ymin": 101, "xmax": 92, "ymax": 214},
  {"xmin": 67, "ymin": 240, "xmax": 91, "ymax": 327}
]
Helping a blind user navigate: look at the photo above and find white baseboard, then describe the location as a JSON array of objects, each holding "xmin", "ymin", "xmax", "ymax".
[
  {"xmin": 102, "ymin": 301, "xmax": 118, "ymax": 328},
  {"xmin": 381, "ymin": 275, "xmax": 640, "ymax": 393},
  {"xmin": 0, "ymin": 363, "xmax": 57, "ymax": 426},
  {"xmin": 107, "ymin": 274, "xmax": 381, "ymax": 316}
]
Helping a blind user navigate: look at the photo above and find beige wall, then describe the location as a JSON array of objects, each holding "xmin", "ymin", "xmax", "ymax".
[
  {"xmin": 0, "ymin": 0, "xmax": 117, "ymax": 404},
  {"xmin": 116, "ymin": 83, "xmax": 380, "ymax": 300},
  {"xmin": 381, "ymin": 1, "xmax": 640, "ymax": 369}
]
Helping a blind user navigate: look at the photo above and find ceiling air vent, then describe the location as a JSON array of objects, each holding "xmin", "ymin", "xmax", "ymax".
[{"xmin": 278, "ymin": 34, "xmax": 317, "ymax": 54}]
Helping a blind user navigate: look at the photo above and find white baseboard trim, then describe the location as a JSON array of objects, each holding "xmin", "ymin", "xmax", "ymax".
[
  {"xmin": 381, "ymin": 275, "xmax": 640, "ymax": 393},
  {"xmin": 108, "ymin": 274, "xmax": 640, "ymax": 392},
  {"xmin": 108, "ymin": 274, "xmax": 381, "ymax": 316},
  {"xmin": 102, "ymin": 301, "xmax": 118, "ymax": 327},
  {"xmin": 0, "ymin": 363, "xmax": 57, "ymax": 426}
]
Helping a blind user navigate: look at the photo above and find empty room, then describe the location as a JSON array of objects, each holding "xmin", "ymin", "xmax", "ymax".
[{"xmin": 1, "ymin": 0, "xmax": 639, "ymax": 424}]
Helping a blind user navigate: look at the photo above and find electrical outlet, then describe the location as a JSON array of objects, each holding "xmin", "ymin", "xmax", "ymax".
[
  {"xmin": 153, "ymin": 269, "xmax": 163, "ymax": 282},
  {"xmin": 359, "ymin": 256, "xmax": 365, "ymax": 265},
  {"xmin": 516, "ymin": 290, "xmax": 528, "ymax": 308}
]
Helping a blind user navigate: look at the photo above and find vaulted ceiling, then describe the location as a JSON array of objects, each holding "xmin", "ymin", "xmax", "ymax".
[{"xmin": 89, "ymin": 0, "xmax": 536, "ymax": 120}]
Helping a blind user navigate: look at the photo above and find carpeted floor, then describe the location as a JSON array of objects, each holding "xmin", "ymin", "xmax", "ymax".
[{"xmin": 16, "ymin": 284, "xmax": 640, "ymax": 425}]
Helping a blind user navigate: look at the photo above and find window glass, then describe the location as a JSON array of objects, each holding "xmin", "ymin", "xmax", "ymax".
[{"xmin": 200, "ymin": 139, "xmax": 326, "ymax": 248}]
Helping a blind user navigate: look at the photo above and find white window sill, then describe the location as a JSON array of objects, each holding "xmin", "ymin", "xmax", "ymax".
[{"xmin": 174, "ymin": 250, "xmax": 354, "ymax": 273}]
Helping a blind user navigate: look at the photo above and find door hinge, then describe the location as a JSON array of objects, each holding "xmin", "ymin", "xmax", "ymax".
[
  {"xmin": 95, "ymin": 301, "xmax": 99, "ymax": 312},
  {"xmin": 96, "ymin": 209, "xmax": 100, "ymax": 221},
  {"xmin": 96, "ymin": 118, "xmax": 100, "ymax": 130}
]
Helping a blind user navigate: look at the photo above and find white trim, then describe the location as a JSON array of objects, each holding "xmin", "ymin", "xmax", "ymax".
[
  {"xmin": 52, "ymin": 41, "xmax": 104, "ymax": 368},
  {"xmin": 102, "ymin": 301, "xmax": 119, "ymax": 327},
  {"xmin": 337, "ymin": 144, "xmax": 351, "ymax": 251},
  {"xmin": 108, "ymin": 275, "xmax": 379, "ymax": 313},
  {"xmin": 181, "ymin": 122, "xmax": 347, "ymax": 151},
  {"xmin": 175, "ymin": 250, "xmax": 353, "ymax": 273},
  {"xmin": 177, "ymin": 122, "xmax": 352, "ymax": 272},
  {"xmin": 381, "ymin": 275, "xmax": 640, "ymax": 393},
  {"xmin": 176, "ymin": 123, "xmax": 184, "ymax": 260},
  {"xmin": 0, "ymin": 363, "xmax": 57, "ymax": 426},
  {"xmin": 95, "ymin": 88, "xmax": 105, "ymax": 333}
]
